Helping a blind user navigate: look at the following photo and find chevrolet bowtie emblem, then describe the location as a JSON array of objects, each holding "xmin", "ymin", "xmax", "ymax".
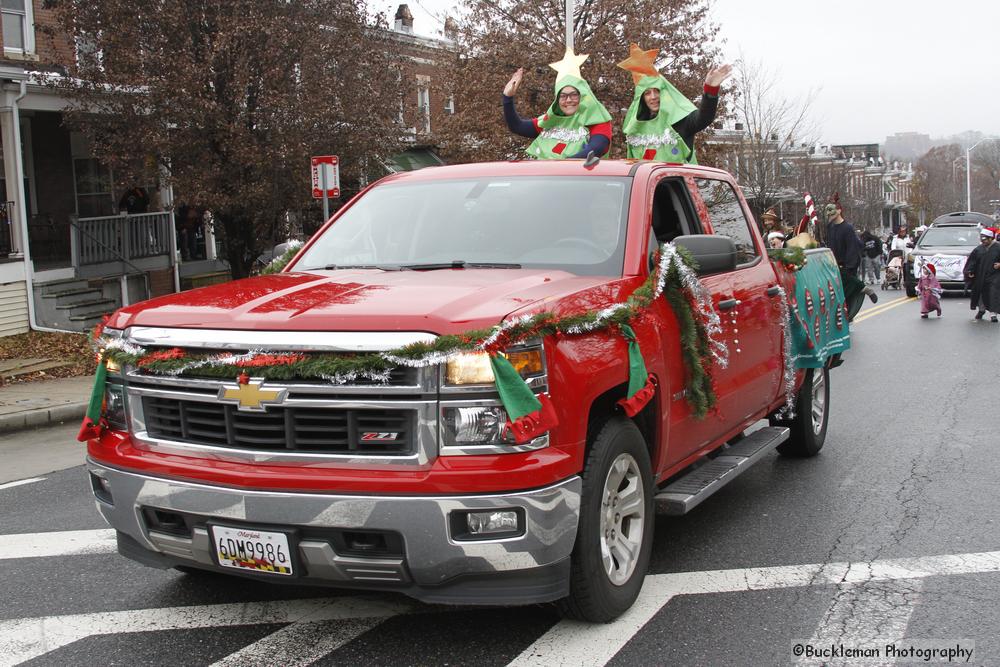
[{"xmin": 218, "ymin": 378, "xmax": 287, "ymax": 411}]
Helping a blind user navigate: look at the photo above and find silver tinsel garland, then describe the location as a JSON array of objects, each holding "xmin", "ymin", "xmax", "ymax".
[
  {"xmin": 537, "ymin": 127, "xmax": 589, "ymax": 144},
  {"xmin": 774, "ymin": 286, "xmax": 797, "ymax": 418},
  {"xmin": 96, "ymin": 243, "xmax": 734, "ymax": 383},
  {"xmin": 625, "ymin": 126, "xmax": 683, "ymax": 149}
]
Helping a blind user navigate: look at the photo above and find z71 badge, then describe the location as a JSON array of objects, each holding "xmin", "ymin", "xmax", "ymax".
[{"xmin": 360, "ymin": 432, "xmax": 400, "ymax": 442}]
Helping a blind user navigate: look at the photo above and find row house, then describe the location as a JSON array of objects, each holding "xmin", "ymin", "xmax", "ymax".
[
  {"xmin": 0, "ymin": 2, "xmax": 457, "ymax": 337},
  {"xmin": 0, "ymin": 1, "xmax": 225, "ymax": 336},
  {"xmin": 706, "ymin": 124, "xmax": 913, "ymax": 235}
]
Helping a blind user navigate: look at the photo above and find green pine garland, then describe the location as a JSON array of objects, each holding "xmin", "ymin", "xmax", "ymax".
[
  {"xmin": 98, "ymin": 244, "xmax": 723, "ymax": 418},
  {"xmin": 767, "ymin": 246, "xmax": 806, "ymax": 269}
]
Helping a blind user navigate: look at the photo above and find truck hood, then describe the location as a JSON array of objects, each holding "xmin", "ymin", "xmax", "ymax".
[{"xmin": 107, "ymin": 269, "xmax": 616, "ymax": 335}]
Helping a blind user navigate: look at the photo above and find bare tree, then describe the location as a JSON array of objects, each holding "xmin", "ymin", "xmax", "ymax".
[
  {"xmin": 722, "ymin": 59, "xmax": 818, "ymax": 220},
  {"xmin": 910, "ymin": 144, "xmax": 965, "ymax": 221},
  {"xmin": 47, "ymin": 0, "xmax": 403, "ymax": 279}
]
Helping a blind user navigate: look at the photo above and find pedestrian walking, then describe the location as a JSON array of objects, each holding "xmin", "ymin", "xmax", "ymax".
[
  {"xmin": 963, "ymin": 227, "xmax": 1000, "ymax": 321},
  {"xmin": 861, "ymin": 228, "xmax": 883, "ymax": 285},
  {"xmin": 917, "ymin": 264, "xmax": 942, "ymax": 318},
  {"xmin": 824, "ymin": 202, "xmax": 877, "ymax": 320}
]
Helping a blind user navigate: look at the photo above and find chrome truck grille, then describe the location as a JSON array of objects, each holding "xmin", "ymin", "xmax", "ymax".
[
  {"xmin": 143, "ymin": 396, "xmax": 415, "ymax": 455},
  {"xmin": 119, "ymin": 327, "xmax": 441, "ymax": 466}
]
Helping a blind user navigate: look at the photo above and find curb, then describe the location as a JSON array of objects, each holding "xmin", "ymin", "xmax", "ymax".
[{"xmin": 0, "ymin": 402, "xmax": 87, "ymax": 434}]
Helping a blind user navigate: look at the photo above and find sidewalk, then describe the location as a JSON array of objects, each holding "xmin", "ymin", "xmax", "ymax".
[{"xmin": 0, "ymin": 375, "xmax": 93, "ymax": 433}]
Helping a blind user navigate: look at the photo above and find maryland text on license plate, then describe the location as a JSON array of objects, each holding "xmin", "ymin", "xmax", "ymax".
[{"xmin": 212, "ymin": 525, "xmax": 293, "ymax": 575}]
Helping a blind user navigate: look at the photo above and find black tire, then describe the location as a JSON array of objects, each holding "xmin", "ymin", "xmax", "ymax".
[
  {"xmin": 771, "ymin": 367, "xmax": 829, "ymax": 457},
  {"xmin": 559, "ymin": 417, "xmax": 654, "ymax": 622}
]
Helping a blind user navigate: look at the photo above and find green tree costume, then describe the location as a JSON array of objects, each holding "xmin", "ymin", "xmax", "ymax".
[
  {"xmin": 527, "ymin": 75, "xmax": 612, "ymax": 160},
  {"xmin": 622, "ymin": 75, "xmax": 698, "ymax": 163}
]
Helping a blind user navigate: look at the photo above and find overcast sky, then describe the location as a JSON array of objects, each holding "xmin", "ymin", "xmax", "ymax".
[{"xmin": 378, "ymin": 0, "xmax": 1000, "ymax": 145}]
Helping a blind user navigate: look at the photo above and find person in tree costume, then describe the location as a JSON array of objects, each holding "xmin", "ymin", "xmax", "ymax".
[
  {"xmin": 617, "ymin": 44, "xmax": 731, "ymax": 163},
  {"xmin": 502, "ymin": 48, "xmax": 613, "ymax": 159}
]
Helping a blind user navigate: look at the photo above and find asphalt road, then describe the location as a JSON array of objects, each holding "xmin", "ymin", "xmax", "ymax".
[{"xmin": 2, "ymin": 290, "xmax": 997, "ymax": 666}]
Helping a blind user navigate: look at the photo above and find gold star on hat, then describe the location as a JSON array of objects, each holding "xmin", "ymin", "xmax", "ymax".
[
  {"xmin": 617, "ymin": 43, "xmax": 660, "ymax": 84},
  {"xmin": 549, "ymin": 46, "xmax": 589, "ymax": 80}
]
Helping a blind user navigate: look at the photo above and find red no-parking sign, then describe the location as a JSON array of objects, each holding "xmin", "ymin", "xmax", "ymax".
[{"xmin": 311, "ymin": 156, "xmax": 340, "ymax": 199}]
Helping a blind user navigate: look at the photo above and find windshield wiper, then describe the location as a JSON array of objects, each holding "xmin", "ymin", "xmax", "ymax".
[
  {"xmin": 399, "ymin": 260, "xmax": 522, "ymax": 270},
  {"xmin": 312, "ymin": 264, "xmax": 404, "ymax": 271}
]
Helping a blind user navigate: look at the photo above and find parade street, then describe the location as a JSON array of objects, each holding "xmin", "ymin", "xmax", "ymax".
[{"xmin": 1, "ymin": 292, "xmax": 997, "ymax": 666}]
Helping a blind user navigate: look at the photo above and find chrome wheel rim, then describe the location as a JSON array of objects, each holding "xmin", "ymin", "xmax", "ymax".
[
  {"xmin": 600, "ymin": 453, "xmax": 645, "ymax": 586},
  {"xmin": 811, "ymin": 371, "xmax": 827, "ymax": 435}
]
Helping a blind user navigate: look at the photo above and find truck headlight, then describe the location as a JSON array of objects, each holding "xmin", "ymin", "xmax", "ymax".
[
  {"xmin": 444, "ymin": 347, "xmax": 544, "ymax": 386},
  {"xmin": 104, "ymin": 382, "xmax": 127, "ymax": 430},
  {"xmin": 442, "ymin": 405, "xmax": 516, "ymax": 446}
]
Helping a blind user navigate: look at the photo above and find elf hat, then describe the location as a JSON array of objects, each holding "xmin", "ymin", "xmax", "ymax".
[{"xmin": 762, "ymin": 207, "xmax": 780, "ymax": 222}]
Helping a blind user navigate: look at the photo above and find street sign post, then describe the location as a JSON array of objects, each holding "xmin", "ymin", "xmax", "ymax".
[{"xmin": 311, "ymin": 156, "xmax": 340, "ymax": 222}]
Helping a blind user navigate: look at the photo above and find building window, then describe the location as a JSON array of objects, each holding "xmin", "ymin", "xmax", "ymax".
[
  {"xmin": 444, "ymin": 95, "xmax": 455, "ymax": 115},
  {"xmin": 417, "ymin": 76, "xmax": 430, "ymax": 134},
  {"xmin": 1, "ymin": 0, "xmax": 34, "ymax": 54},
  {"xmin": 73, "ymin": 158, "xmax": 115, "ymax": 218}
]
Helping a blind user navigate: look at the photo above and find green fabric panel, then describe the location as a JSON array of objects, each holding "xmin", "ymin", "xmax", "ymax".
[
  {"xmin": 86, "ymin": 361, "xmax": 108, "ymax": 422},
  {"xmin": 619, "ymin": 324, "xmax": 648, "ymax": 397},
  {"xmin": 622, "ymin": 75, "xmax": 697, "ymax": 164},
  {"xmin": 490, "ymin": 354, "xmax": 542, "ymax": 420},
  {"xmin": 789, "ymin": 251, "xmax": 852, "ymax": 368}
]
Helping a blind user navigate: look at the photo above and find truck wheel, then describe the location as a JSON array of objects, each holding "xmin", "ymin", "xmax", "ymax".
[
  {"xmin": 559, "ymin": 417, "xmax": 654, "ymax": 622},
  {"xmin": 772, "ymin": 367, "xmax": 829, "ymax": 457}
]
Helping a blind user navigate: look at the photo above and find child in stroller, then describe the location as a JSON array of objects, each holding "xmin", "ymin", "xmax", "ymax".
[{"xmin": 882, "ymin": 249, "xmax": 905, "ymax": 290}]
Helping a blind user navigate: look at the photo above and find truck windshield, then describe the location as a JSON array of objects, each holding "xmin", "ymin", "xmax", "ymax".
[
  {"xmin": 919, "ymin": 228, "xmax": 979, "ymax": 247},
  {"xmin": 295, "ymin": 176, "xmax": 632, "ymax": 277}
]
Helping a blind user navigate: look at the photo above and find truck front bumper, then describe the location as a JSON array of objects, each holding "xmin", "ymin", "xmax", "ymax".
[{"xmin": 87, "ymin": 459, "xmax": 581, "ymax": 605}]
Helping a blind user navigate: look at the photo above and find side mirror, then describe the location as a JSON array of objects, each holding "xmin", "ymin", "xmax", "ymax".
[{"xmin": 671, "ymin": 234, "xmax": 737, "ymax": 275}]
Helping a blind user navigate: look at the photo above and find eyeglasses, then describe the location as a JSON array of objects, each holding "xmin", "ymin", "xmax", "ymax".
[{"xmin": 558, "ymin": 92, "xmax": 580, "ymax": 101}]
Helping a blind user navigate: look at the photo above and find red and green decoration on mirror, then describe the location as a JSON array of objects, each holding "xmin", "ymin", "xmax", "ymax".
[{"xmin": 83, "ymin": 244, "xmax": 729, "ymax": 443}]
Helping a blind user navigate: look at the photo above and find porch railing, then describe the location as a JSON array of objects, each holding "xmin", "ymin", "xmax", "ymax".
[
  {"xmin": 0, "ymin": 201, "xmax": 15, "ymax": 256},
  {"xmin": 72, "ymin": 211, "xmax": 173, "ymax": 266}
]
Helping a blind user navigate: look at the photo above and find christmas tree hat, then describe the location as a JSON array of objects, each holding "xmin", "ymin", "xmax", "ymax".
[
  {"xmin": 527, "ymin": 47, "xmax": 611, "ymax": 159},
  {"xmin": 618, "ymin": 44, "xmax": 698, "ymax": 162}
]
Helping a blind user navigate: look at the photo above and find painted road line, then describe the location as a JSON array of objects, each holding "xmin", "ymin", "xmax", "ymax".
[
  {"xmin": 854, "ymin": 294, "xmax": 910, "ymax": 318},
  {"xmin": 794, "ymin": 578, "xmax": 923, "ymax": 666},
  {"xmin": 0, "ymin": 477, "xmax": 45, "ymax": 491},
  {"xmin": 507, "ymin": 550, "xmax": 1000, "ymax": 667},
  {"xmin": 209, "ymin": 617, "xmax": 385, "ymax": 667},
  {"xmin": 0, "ymin": 596, "xmax": 413, "ymax": 667},
  {"xmin": 0, "ymin": 529, "xmax": 117, "ymax": 560},
  {"xmin": 854, "ymin": 297, "xmax": 917, "ymax": 323}
]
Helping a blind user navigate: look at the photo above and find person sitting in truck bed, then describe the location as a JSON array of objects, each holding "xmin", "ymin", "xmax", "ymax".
[{"xmin": 502, "ymin": 67, "xmax": 612, "ymax": 160}]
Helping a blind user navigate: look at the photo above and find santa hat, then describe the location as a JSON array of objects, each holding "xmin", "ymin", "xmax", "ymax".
[
  {"xmin": 925, "ymin": 263, "xmax": 936, "ymax": 275},
  {"xmin": 767, "ymin": 231, "xmax": 785, "ymax": 242},
  {"xmin": 981, "ymin": 228, "xmax": 996, "ymax": 239}
]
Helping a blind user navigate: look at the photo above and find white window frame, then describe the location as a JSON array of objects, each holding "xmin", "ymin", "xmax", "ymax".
[
  {"xmin": 416, "ymin": 75, "xmax": 430, "ymax": 134},
  {"xmin": 444, "ymin": 95, "xmax": 455, "ymax": 115},
  {"xmin": 2, "ymin": 0, "xmax": 35, "ymax": 56}
]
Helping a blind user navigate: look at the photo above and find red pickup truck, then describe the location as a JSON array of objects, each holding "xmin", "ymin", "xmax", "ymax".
[{"xmin": 86, "ymin": 159, "xmax": 846, "ymax": 622}]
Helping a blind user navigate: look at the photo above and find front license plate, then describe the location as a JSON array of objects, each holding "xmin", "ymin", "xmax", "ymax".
[{"xmin": 211, "ymin": 525, "xmax": 294, "ymax": 576}]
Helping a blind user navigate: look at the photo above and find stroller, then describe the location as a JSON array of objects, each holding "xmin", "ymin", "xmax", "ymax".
[{"xmin": 882, "ymin": 249, "xmax": 904, "ymax": 290}]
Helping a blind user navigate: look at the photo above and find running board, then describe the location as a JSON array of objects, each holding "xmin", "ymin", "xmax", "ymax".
[{"xmin": 654, "ymin": 426, "xmax": 790, "ymax": 515}]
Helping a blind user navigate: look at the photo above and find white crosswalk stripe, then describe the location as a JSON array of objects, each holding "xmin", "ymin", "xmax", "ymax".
[
  {"xmin": 0, "ymin": 529, "xmax": 117, "ymax": 560},
  {"xmin": 2, "ymin": 531, "xmax": 998, "ymax": 667}
]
